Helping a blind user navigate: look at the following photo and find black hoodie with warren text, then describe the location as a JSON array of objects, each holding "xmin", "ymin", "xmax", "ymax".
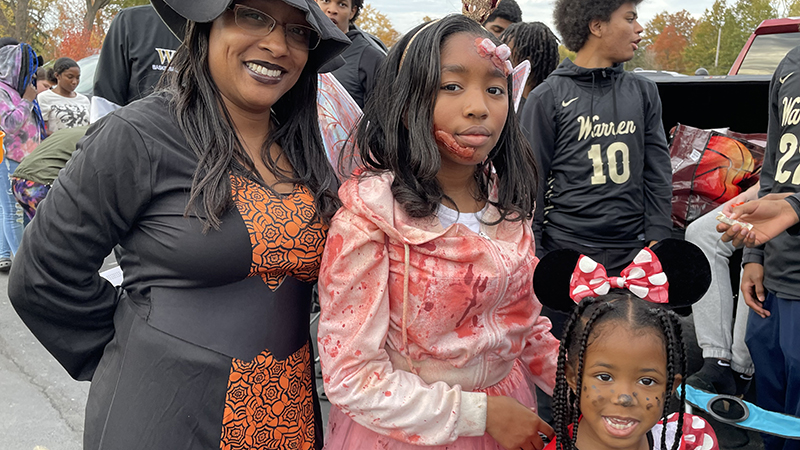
[{"xmin": 519, "ymin": 58, "xmax": 672, "ymax": 255}]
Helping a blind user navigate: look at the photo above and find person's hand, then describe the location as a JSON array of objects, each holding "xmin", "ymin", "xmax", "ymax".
[
  {"xmin": 721, "ymin": 186, "xmax": 760, "ymax": 217},
  {"xmin": 718, "ymin": 193, "xmax": 799, "ymax": 247},
  {"xmin": 486, "ymin": 395, "xmax": 554, "ymax": 450},
  {"xmin": 741, "ymin": 263, "xmax": 769, "ymax": 318},
  {"xmin": 23, "ymin": 82, "xmax": 37, "ymax": 102}
]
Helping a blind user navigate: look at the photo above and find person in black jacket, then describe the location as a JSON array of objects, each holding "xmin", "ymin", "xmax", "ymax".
[
  {"xmin": 316, "ymin": 0, "xmax": 385, "ymax": 108},
  {"xmin": 90, "ymin": 5, "xmax": 181, "ymax": 121},
  {"xmin": 722, "ymin": 46, "xmax": 800, "ymax": 450},
  {"xmin": 520, "ymin": 0, "xmax": 671, "ymax": 278}
]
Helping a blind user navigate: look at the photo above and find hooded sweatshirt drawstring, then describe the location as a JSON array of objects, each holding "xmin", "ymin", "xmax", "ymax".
[
  {"xmin": 590, "ymin": 71, "xmax": 596, "ymax": 118},
  {"xmin": 610, "ymin": 70, "xmax": 619, "ymax": 124},
  {"xmin": 401, "ymin": 242, "xmax": 418, "ymax": 375}
]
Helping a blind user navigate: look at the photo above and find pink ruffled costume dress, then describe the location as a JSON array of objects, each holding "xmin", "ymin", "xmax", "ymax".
[{"xmin": 318, "ymin": 172, "xmax": 560, "ymax": 449}]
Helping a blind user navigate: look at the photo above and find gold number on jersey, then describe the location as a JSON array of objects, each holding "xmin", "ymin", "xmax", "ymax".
[
  {"xmin": 588, "ymin": 143, "xmax": 631, "ymax": 185},
  {"xmin": 777, "ymin": 133, "xmax": 800, "ymax": 185}
]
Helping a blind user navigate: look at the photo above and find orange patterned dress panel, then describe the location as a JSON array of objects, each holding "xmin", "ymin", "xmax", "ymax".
[
  {"xmin": 220, "ymin": 342, "xmax": 316, "ymax": 450},
  {"xmin": 230, "ymin": 174, "xmax": 328, "ymax": 290}
]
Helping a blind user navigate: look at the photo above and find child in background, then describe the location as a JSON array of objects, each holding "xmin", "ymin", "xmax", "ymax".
[
  {"xmin": 481, "ymin": 0, "xmax": 522, "ymax": 38},
  {"xmin": 37, "ymin": 57, "xmax": 90, "ymax": 135},
  {"xmin": 34, "ymin": 67, "xmax": 53, "ymax": 94},
  {"xmin": 318, "ymin": 15, "xmax": 559, "ymax": 450},
  {"xmin": 533, "ymin": 240, "xmax": 719, "ymax": 450},
  {"xmin": 0, "ymin": 40, "xmax": 44, "ymax": 269},
  {"xmin": 500, "ymin": 22, "xmax": 559, "ymax": 111}
]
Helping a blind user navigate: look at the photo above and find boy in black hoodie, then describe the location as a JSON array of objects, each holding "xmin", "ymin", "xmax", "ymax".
[
  {"xmin": 316, "ymin": 0, "xmax": 386, "ymax": 108},
  {"xmin": 520, "ymin": 0, "xmax": 671, "ymax": 282}
]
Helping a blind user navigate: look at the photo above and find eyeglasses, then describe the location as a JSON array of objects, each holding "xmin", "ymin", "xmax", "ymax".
[{"xmin": 231, "ymin": 4, "xmax": 321, "ymax": 51}]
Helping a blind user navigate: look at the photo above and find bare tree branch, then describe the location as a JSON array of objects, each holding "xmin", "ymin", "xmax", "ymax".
[{"xmin": 84, "ymin": 0, "xmax": 111, "ymax": 32}]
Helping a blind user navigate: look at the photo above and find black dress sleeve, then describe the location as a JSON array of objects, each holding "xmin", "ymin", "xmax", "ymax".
[{"xmin": 9, "ymin": 113, "xmax": 153, "ymax": 381}]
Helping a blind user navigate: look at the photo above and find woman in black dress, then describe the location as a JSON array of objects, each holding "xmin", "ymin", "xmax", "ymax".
[{"xmin": 9, "ymin": 0, "xmax": 348, "ymax": 449}]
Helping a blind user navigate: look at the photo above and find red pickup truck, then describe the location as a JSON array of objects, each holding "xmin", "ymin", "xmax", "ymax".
[
  {"xmin": 729, "ymin": 18, "xmax": 800, "ymax": 75},
  {"xmin": 641, "ymin": 18, "xmax": 800, "ymax": 134}
]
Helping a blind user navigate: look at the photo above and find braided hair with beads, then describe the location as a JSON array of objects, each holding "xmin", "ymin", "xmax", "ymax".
[
  {"xmin": 533, "ymin": 239, "xmax": 712, "ymax": 450},
  {"xmin": 551, "ymin": 292, "xmax": 689, "ymax": 450}
]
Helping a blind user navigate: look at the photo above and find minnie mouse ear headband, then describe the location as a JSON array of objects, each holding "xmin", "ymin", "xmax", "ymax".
[
  {"xmin": 533, "ymin": 239, "xmax": 711, "ymax": 312},
  {"xmin": 150, "ymin": 0, "xmax": 350, "ymax": 72}
]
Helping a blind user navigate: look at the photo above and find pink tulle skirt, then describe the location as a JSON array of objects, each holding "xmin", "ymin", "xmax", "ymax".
[{"xmin": 323, "ymin": 360, "xmax": 537, "ymax": 450}]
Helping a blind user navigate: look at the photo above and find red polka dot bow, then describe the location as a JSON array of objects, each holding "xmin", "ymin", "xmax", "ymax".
[{"xmin": 568, "ymin": 248, "xmax": 669, "ymax": 304}]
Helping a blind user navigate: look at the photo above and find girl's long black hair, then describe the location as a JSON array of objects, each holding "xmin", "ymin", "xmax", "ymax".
[
  {"xmin": 553, "ymin": 291, "xmax": 688, "ymax": 450},
  {"xmin": 347, "ymin": 14, "xmax": 538, "ymax": 223},
  {"xmin": 161, "ymin": 21, "xmax": 340, "ymax": 231}
]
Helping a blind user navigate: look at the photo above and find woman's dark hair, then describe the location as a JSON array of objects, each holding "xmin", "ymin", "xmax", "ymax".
[
  {"xmin": 161, "ymin": 20, "xmax": 340, "ymax": 231},
  {"xmin": 554, "ymin": 0, "xmax": 642, "ymax": 52},
  {"xmin": 500, "ymin": 22, "xmax": 560, "ymax": 92},
  {"xmin": 52, "ymin": 57, "xmax": 79, "ymax": 75},
  {"xmin": 553, "ymin": 291, "xmax": 687, "ymax": 450},
  {"xmin": 349, "ymin": 14, "xmax": 538, "ymax": 223}
]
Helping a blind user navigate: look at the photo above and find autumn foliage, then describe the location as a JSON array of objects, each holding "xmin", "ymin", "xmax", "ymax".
[
  {"xmin": 355, "ymin": 3, "xmax": 400, "ymax": 47},
  {"xmin": 48, "ymin": 0, "xmax": 106, "ymax": 61}
]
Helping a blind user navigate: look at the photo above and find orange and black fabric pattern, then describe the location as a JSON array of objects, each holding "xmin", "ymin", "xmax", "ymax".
[
  {"xmin": 230, "ymin": 174, "xmax": 328, "ymax": 290},
  {"xmin": 220, "ymin": 342, "xmax": 316, "ymax": 450}
]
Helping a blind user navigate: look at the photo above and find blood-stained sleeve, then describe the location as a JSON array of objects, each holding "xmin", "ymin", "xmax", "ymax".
[
  {"xmin": 318, "ymin": 209, "xmax": 488, "ymax": 445},
  {"xmin": 519, "ymin": 292, "xmax": 559, "ymax": 395}
]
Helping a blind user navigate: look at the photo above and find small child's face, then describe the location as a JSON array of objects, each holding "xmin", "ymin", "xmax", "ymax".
[
  {"xmin": 568, "ymin": 321, "xmax": 674, "ymax": 449},
  {"xmin": 433, "ymin": 32, "xmax": 508, "ymax": 167},
  {"xmin": 595, "ymin": 2, "xmax": 643, "ymax": 64}
]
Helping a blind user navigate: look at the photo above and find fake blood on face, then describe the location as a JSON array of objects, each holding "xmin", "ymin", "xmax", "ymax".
[{"xmin": 435, "ymin": 128, "xmax": 477, "ymax": 160}]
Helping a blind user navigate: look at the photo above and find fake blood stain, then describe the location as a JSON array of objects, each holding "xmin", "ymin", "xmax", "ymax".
[{"xmin": 434, "ymin": 128, "xmax": 477, "ymax": 160}]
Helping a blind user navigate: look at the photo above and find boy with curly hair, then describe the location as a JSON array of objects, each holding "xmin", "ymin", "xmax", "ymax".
[
  {"xmin": 317, "ymin": 0, "xmax": 387, "ymax": 108},
  {"xmin": 520, "ymin": 0, "xmax": 671, "ymax": 282}
]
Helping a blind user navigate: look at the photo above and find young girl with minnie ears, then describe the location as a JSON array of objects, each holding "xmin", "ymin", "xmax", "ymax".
[
  {"xmin": 532, "ymin": 239, "xmax": 720, "ymax": 450},
  {"xmin": 317, "ymin": 14, "xmax": 559, "ymax": 450}
]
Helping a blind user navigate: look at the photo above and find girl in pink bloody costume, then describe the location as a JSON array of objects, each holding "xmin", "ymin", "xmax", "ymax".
[{"xmin": 318, "ymin": 15, "xmax": 559, "ymax": 450}]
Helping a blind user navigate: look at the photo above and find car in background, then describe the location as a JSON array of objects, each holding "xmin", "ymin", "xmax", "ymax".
[
  {"xmin": 729, "ymin": 18, "xmax": 800, "ymax": 75},
  {"xmin": 75, "ymin": 54, "xmax": 99, "ymax": 98}
]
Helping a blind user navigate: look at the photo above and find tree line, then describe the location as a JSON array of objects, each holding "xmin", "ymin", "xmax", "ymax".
[
  {"xmin": 0, "ymin": 0, "xmax": 401, "ymax": 62},
  {"xmin": 629, "ymin": 0, "xmax": 799, "ymax": 74}
]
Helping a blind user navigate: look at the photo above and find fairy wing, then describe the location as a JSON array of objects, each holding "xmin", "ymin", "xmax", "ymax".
[
  {"xmin": 511, "ymin": 60, "xmax": 530, "ymax": 112},
  {"xmin": 317, "ymin": 73, "xmax": 363, "ymax": 179}
]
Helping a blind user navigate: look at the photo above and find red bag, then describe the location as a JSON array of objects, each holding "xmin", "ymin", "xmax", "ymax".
[{"xmin": 670, "ymin": 124, "xmax": 765, "ymax": 229}]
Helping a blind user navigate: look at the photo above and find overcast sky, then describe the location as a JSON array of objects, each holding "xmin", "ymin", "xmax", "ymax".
[{"xmin": 368, "ymin": 0, "xmax": 716, "ymax": 37}]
